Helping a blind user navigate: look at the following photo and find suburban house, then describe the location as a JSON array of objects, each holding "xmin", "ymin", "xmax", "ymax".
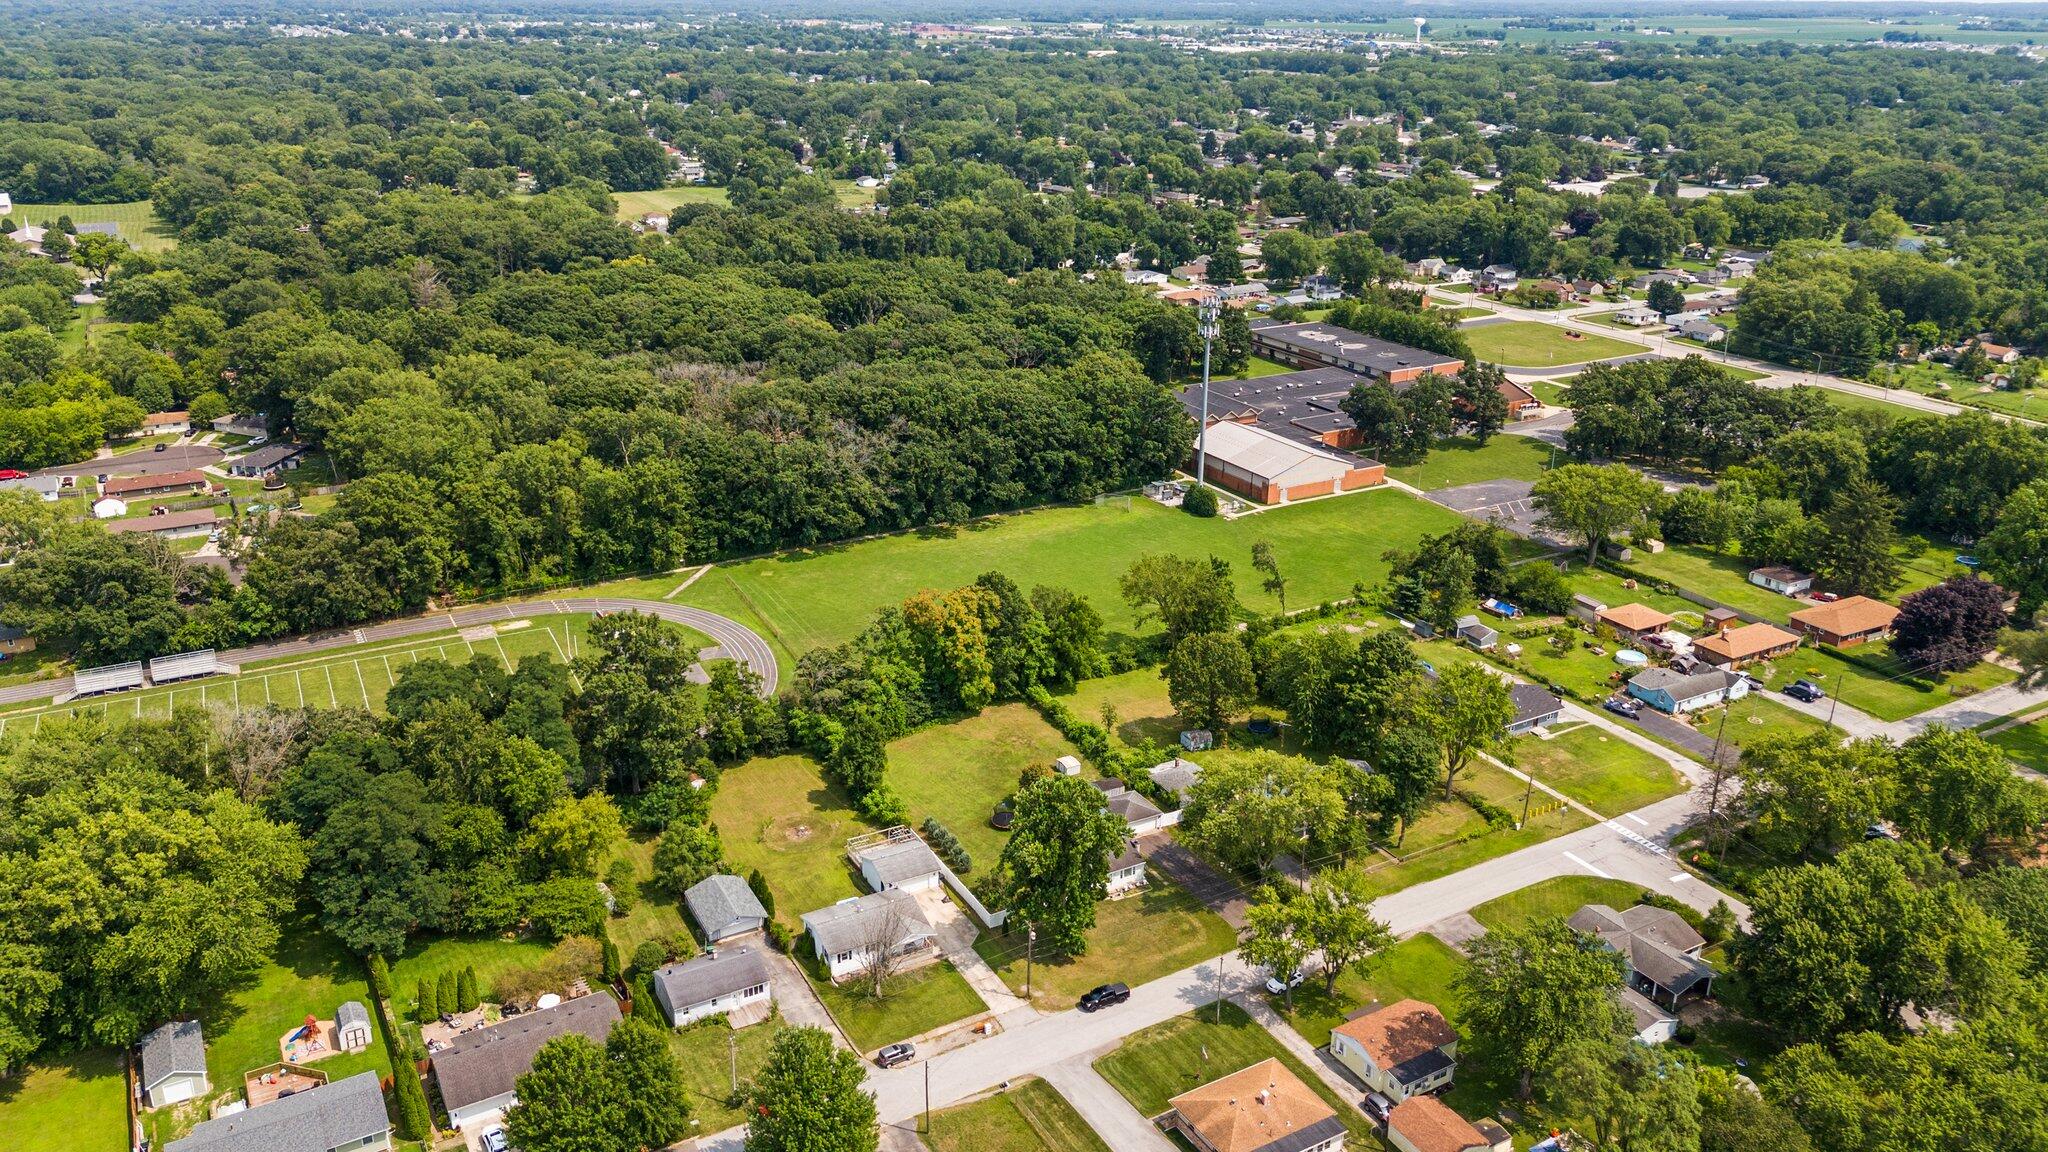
[
  {"xmin": 103, "ymin": 470, "xmax": 209, "ymax": 499},
  {"xmin": 1410, "ymin": 257, "xmax": 1448, "ymax": 279},
  {"xmin": 107, "ymin": 508, "xmax": 221, "ymax": 539},
  {"xmin": 1150, "ymin": 756, "xmax": 1201, "ymax": 804},
  {"xmin": 333, "ymin": 1000, "xmax": 372, "ymax": 1052},
  {"xmin": 1165, "ymin": 1058, "xmax": 1346, "ymax": 1152},
  {"xmin": 1123, "ymin": 269, "xmax": 1171, "ymax": 287},
  {"xmin": 227, "ymin": 442, "xmax": 309, "ymax": 478},
  {"xmin": 1691, "ymin": 620, "xmax": 1802, "ymax": 669},
  {"xmin": 1612, "ymin": 305, "xmax": 1662, "ymax": 327},
  {"xmin": 1747, "ymin": 566, "xmax": 1813, "ymax": 596},
  {"xmin": 1568, "ymin": 903, "xmax": 1717, "ymax": 1009},
  {"xmin": 1478, "ymin": 265, "xmax": 1519, "ymax": 292},
  {"xmin": 1190, "ymin": 419, "xmax": 1386, "ymax": 504},
  {"xmin": 684, "ymin": 874, "xmax": 769, "ymax": 943},
  {"xmin": 853, "ymin": 837, "xmax": 945, "ymax": 893},
  {"xmin": 212, "ymin": 413, "xmax": 269, "ymax": 437},
  {"xmin": 0, "ymin": 625, "xmax": 35, "ymax": 655},
  {"xmin": 1677, "ymin": 318, "xmax": 1727, "ymax": 343},
  {"xmin": 433, "ymin": 992, "xmax": 622, "ymax": 1130},
  {"xmin": 1096, "ymin": 778, "xmax": 1175, "ymax": 834},
  {"xmin": 139, "ymin": 410, "xmax": 191, "ymax": 436},
  {"xmin": 1385, "ymin": 1095, "xmax": 1509, "ymax": 1152},
  {"xmin": 164, "ymin": 1070, "xmax": 391, "ymax": 1152},
  {"xmin": 1595, "ymin": 603, "xmax": 1675, "ymax": 645},
  {"xmin": 0, "ymin": 472, "xmax": 63, "ymax": 501},
  {"xmin": 1790, "ymin": 596, "xmax": 1900, "ymax": 649},
  {"xmin": 1506, "ymin": 684, "xmax": 1564, "ymax": 734},
  {"xmin": 1249, "ymin": 321, "xmax": 1465, "ymax": 386},
  {"xmin": 650, "ymin": 947, "xmax": 774, "ymax": 1028},
  {"xmin": 137, "ymin": 1019, "xmax": 210, "ymax": 1108},
  {"xmin": 1619, "ymin": 986, "xmax": 1679, "ymax": 1046},
  {"xmin": 1454, "ymin": 614, "xmax": 1498, "ymax": 651},
  {"xmin": 801, "ymin": 890, "xmax": 939, "ymax": 982},
  {"xmin": 1330, "ymin": 999, "xmax": 1460, "ymax": 1102},
  {"xmin": 1107, "ymin": 843, "xmax": 1149, "ymax": 895},
  {"xmin": 1625, "ymin": 667, "xmax": 1749, "ymax": 714}
]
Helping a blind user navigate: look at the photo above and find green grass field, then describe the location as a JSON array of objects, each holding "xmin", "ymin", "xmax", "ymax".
[
  {"xmin": 808, "ymin": 959, "xmax": 986, "ymax": 1052},
  {"xmin": 0, "ymin": 1049, "xmax": 129, "ymax": 1152},
  {"xmin": 8, "ymin": 200, "xmax": 176, "ymax": 252},
  {"xmin": 887, "ymin": 702, "xmax": 1081, "ymax": 868},
  {"xmin": 1387, "ymin": 435, "xmax": 1556, "ymax": 491},
  {"xmin": 668, "ymin": 1017, "xmax": 780, "ymax": 1135},
  {"xmin": 1464, "ymin": 322, "xmax": 1644, "ymax": 368},
  {"xmin": 1744, "ymin": 641, "xmax": 2016, "ymax": 723},
  {"xmin": 1695, "ymin": 690, "xmax": 1833, "ymax": 750},
  {"xmin": 677, "ymin": 490, "xmax": 1472, "ymax": 668},
  {"xmin": 975, "ymin": 879, "xmax": 1240, "ymax": 1008},
  {"xmin": 710, "ymin": 754, "xmax": 869, "ymax": 928},
  {"xmin": 1347, "ymin": 761, "xmax": 1595, "ymax": 900},
  {"xmin": 1468, "ymin": 875, "xmax": 1650, "ymax": 934},
  {"xmin": 610, "ymin": 186, "xmax": 729, "ymax": 220},
  {"xmin": 927, "ymin": 1077, "xmax": 1113, "ymax": 1152},
  {"xmin": 1267, "ymin": 933, "xmax": 1468, "ymax": 1047},
  {"xmin": 1988, "ymin": 716, "xmax": 2048, "ymax": 773},
  {"xmin": 1094, "ymin": 1002, "xmax": 1377, "ymax": 1139},
  {"xmin": 385, "ymin": 935, "xmax": 560, "ymax": 1015},
  {"xmin": 605, "ymin": 833, "xmax": 692, "ymax": 960},
  {"xmin": 1513, "ymin": 724, "xmax": 1687, "ymax": 816}
]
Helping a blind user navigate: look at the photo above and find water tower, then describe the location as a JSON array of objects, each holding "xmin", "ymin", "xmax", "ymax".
[{"xmin": 1414, "ymin": 17, "xmax": 1427, "ymax": 45}]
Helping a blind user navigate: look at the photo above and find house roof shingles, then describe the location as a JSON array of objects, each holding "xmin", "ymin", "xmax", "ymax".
[
  {"xmin": 165, "ymin": 1070, "xmax": 389, "ymax": 1152},
  {"xmin": 1169, "ymin": 1058, "xmax": 1345, "ymax": 1152},
  {"xmin": 1597, "ymin": 603, "xmax": 1674, "ymax": 633},
  {"xmin": 1693, "ymin": 621, "xmax": 1800, "ymax": 663},
  {"xmin": 102, "ymin": 469, "xmax": 208, "ymax": 497},
  {"xmin": 1628, "ymin": 666, "xmax": 1739, "ymax": 702},
  {"xmin": 1509, "ymin": 683, "xmax": 1562, "ymax": 727},
  {"xmin": 856, "ymin": 838, "xmax": 944, "ymax": 887},
  {"xmin": 431, "ymin": 992, "xmax": 621, "ymax": 1113},
  {"xmin": 1569, "ymin": 904, "xmax": 1714, "ymax": 997},
  {"xmin": 139, "ymin": 1019, "xmax": 206, "ymax": 1090},
  {"xmin": 684, "ymin": 873, "xmax": 768, "ymax": 937},
  {"xmin": 652, "ymin": 947, "xmax": 772, "ymax": 1012},
  {"xmin": 1386, "ymin": 1094, "xmax": 1492, "ymax": 1152},
  {"xmin": 801, "ymin": 889, "xmax": 935, "ymax": 957},
  {"xmin": 107, "ymin": 508, "xmax": 220, "ymax": 534},
  {"xmin": 1332, "ymin": 999, "xmax": 1458, "ymax": 1072},
  {"xmin": 1790, "ymin": 596, "xmax": 1899, "ymax": 638}
]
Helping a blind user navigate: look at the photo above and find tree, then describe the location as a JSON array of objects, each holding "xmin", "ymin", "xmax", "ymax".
[
  {"xmin": 1891, "ymin": 577, "xmax": 2009, "ymax": 675},
  {"xmin": 1250, "ymin": 540, "xmax": 1287, "ymax": 613},
  {"xmin": 0, "ymin": 528, "xmax": 191, "ymax": 663},
  {"xmin": 1981, "ymin": 479, "xmax": 2048, "ymax": 621},
  {"xmin": 606, "ymin": 1016, "xmax": 694, "ymax": 1149},
  {"xmin": 1809, "ymin": 477, "xmax": 1903, "ymax": 598},
  {"xmin": 572, "ymin": 611, "xmax": 706, "ymax": 794},
  {"xmin": 1452, "ymin": 362, "xmax": 1512, "ymax": 443},
  {"xmin": 1029, "ymin": 584, "xmax": 1106, "ymax": 688},
  {"xmin": 504, "ymin": 1035, "xmax": 628, "ymax": 1152},
  {"xmin": 1241, "ymin": 887, "xmax": 1315, "ymax": 1009},
  {"xmin": 1646, "ymin": 279, "xmax": 1684, "ymax": 316},
  {"xmin": 1425, "ymin": 662, "xmax": 1515, "ymax": 799},
  {"xmin": 309, "ymin": 770, "xmax": 452, "ymax": 958},
  {"xmin": 456, "ymin": 967, "xmax": 480, "ymax": 1012},
  {"xmin": 1532, "ymin": 464, "xmax": 1662, "ymax": 564},
  {"xmin": 1120, "ymin": 554, "xmax": 1239, "ymax": 644},
  {"xmin": 652, "ymin": 821, "xmax": 726, "ymax": 895},
  {"xmin": 1542, "ymin": 1040, "xmax": 1701, "ymax": 1152},
  {"xmin": 1698, "ymin": 1066, "xmax": 1812, "ymax": 1152},
  {"xmin": 1180, "ymin": 751, "xmax": 1346, "ymax": 875},
  {"xmin": 1456, "ymin": 918, "xmax": 1627, "ymax": 1098},
  {"xmin": 519, "ymin": 794, "xmax": 624, "ymax": 878},
  {"xmin": 1328, "ymin": 233, "xmax": 1402, "ymax": 293},
  {"xmin": 1889, "ymin": 727, "xmax": 2043, "ymax": 857},
  {"xmin": 746, "ymin": 1026, "xmax": 878, "ymax": 1152},
  {"xmin": 1734, "ymin": 733, "xmax": 1891, "ymax": 861},
  {"xmin": 1302, "ymin": 868, "xmax": 1393, "ymax": 994},
  {"xmin": 998, "ymin": 773, "xmax": 1129, "ymax": 954},
  {"xmin": 1261, "ymin": 229, "xmax": 1323, "ymax": 282},
  {"xmin": 1166, "ymin": 631, "xmax": 1256, "ymax": 735},
  {"xmin": 415, "ymin": 978, "xmax": 439, "ymax": 1024}
]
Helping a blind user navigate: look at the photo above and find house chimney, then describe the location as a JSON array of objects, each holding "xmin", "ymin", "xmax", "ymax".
[{"xmin": 1257, "ymin": 1089, "xmax": 1270, "ymax": 1106}]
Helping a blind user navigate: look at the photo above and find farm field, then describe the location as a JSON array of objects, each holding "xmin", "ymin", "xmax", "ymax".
[
  {"xmin": 610, "ymin": 185, "xmax": 729, "ymax": 219},
  {"xmin": 710, "ymin": 754, "xmax": 869, "ymax": 929},
  {"xmin": 926, "ymin": 1077, "xmax": 1113, "ymax": 1152},
  {"xmin": 1464, "ymin": 321, "xmax": 1644, "ymax": 367},
  {"xmin": 974, "ymin": 878, "xmax": 1240, "ymax": 1008},
  {"xmin": 1513, "ymin": 723, "xmax": 1688, "ymax": 816},
  {"xmin": 676, "ymin": 488, "xmax": 1474, "ymax": 665},
  {"xmin": 1387, "ymin": 434, "xmax": 1555, "ymax": 490},
  {"xmin": 8, "ymin": 199, "xmax": 176, "ymax": 251}
]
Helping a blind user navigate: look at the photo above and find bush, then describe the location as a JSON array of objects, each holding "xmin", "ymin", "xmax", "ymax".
[
  {"xmin": 1635, "ymin": 890, "xmax": 1704, "ymax": 928},
  {"xmin": 632, "ymin": 939, "xmax": 667, "ymax": 976},
  {"xmin": 414, "ymin": 978, "xmax": 438, "ymax": 1024},
  {"xmin": 1453, "ymin": 787, "xmax": 1517, "ymax": 830},
  {"xmin": 435, "ymin": 971, "xmax": 458, "ymax": 1017},
  {"xmin": 747, "ymin": 868, "xmax": 777, "ymax": 920},
  {"xmin": 1183, "ymin": 484, "xmax": 1219, "ymax": 517},
  {"xmin": 856, "ymin": 784, "xmax": 908, "ymax": 825},
  {"xmin": 605, "ymin": 858, "xmax": 638, "ymax": 916},
  {"xmin": 1701, "ymin": 898, "xmax": 1738, "ymax": 945},
  {"xmin": 601, "ymin": 936, "xmax": 622, "ymax": 984},
  {"xmin": 366, "ymin": 954, "xmax": 393, "ymax": 1003},
  {"xmin": 456, "ymin": 966, "xmax": 480, "ymax": 1012},
  {"xmin": 392, "ymin": 1061, "xmax": 433, "ymax": 1140},
  {"xmin": 633, "ymin": 974, "xmax": 665, "ymax": 1026},
  {"xmin": 920, "ymin": 817, "xmax": 972, "ymax": 874},
  {"xmin": 766, "ymin": 921, "xmax": 794, "ymax": 953},
  {"xmin": 1674, "ymin": 1023, "xmax": 1699, "ymax": 1045}
]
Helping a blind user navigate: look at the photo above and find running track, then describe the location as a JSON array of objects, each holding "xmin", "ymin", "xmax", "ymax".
[{"xmin": 0, "ymin": 595, "xmax": 778, "ymax": 711}]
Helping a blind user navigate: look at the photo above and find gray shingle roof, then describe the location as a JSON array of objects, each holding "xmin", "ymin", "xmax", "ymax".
[
  {"xmin": 431, "ymin": 993, "xmax": 621, "ymax": 1112},
  {"xmin": 165, "ymin": 1070, "xmax": 388, "ymax": 1152},
  {"xmin": 1568, "ymin": 904, "xmax": 1715, "ymax": 998},
  {"xmin": 1108, "ymin": 790, "xmax": 1163, "ymax": 826},
  {"xmin": 652, "ymin": 948, "xmax": 773, "ymax": 1014},
  {"xmin": 138, "ymin": 1019, "xmax": 206, "ymax": 1091},
  {"xmin": 856, "ymin": 838, "xmax": 943, "ymax": 887},
  {"xmin": 685, "ymin": 874, "xmax": 768, "ymax": 940},
  {"xmin": 1628, "ymin": 666, "xmax": 1738, "ymax": 701},
  {"xmin": 1149, "ymin": 757, "xmax": 1200, "ymax": 802},
  {"xmin": 334, "ymin": 1001, "xmax": 369, "ymax": 1032},
  {"xmin": 1509, "ymin": 683, "xmax": 1562, "ymax": 727},
  {"xmin": 801, "ymin": 890, "xmax": 935, "ymax": 957}
]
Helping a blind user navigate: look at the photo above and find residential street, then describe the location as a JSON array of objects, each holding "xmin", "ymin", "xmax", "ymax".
[{"xmin": 1883, "ymin": 677, "xmax": 2048, "ymax": 740}]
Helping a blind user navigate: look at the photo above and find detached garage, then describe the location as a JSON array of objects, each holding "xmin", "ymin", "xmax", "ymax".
[
  {"xmin": 1192, "ymin": 420, "xmax": 1384, "ymax": 504},
  {"xmin": 137, "ymin": 1020, "xmax": 210, "ymax": 1109}
]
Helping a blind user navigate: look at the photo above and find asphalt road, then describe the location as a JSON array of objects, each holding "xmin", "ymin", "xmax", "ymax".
[
  {"xmin": 0, "ymin": 594, "xmax": 778, "ymax": 709},
  {"xmin": 33, "ymin": 443, "xmax": 223, "ymax": 477}
]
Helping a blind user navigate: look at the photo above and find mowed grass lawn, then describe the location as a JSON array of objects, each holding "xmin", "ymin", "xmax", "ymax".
[
  {"xmin": 1746, "ymin": 641, "xmax": 2016, "ymax": 723},
  {"xmin": 1989, "ymin": 716, "xmax": 2048, "ymax": 772},
  {"xmin": 927, "ymin": 1077, "xmax": 1113, "ymax": 1152},
  {"xmin": 1468, "ymin": 875, "xmax": 1654, "ymax": 934},
  {"xmin": 1464, "ymin": 321, "xmax": 1644, "ymax": 368},
  {"xmin": 712, "ymin": 755, "xmax": 869, "ymax": 929},
  {"xmin": 668, "ymin": 1017, "xmax": 780, "ymax": 1134},
  {"xmin": 808, "ymin": 960, "xmax": 986, "ymax": 1052},
  {"xmin": 1388, "ymin": 435, "xmax": 1555, "ymax": 491},
  {"xmin": 9, "ymin": 200, "xmax": 176, "ymax": 251},
  {"xmin": 386, "ymin": 935, "xmax": 558, "ymax": 1017},
  {"xmin": 610, "ymin": 185, "xmax": 729, "ymax": 219},
  {"xmin": 677, "ymin": 489, "xmax": 1472, "ymax": 664},
  {"xmin": 1094, "ymin": 1003, "xmax": 1376, "ymax": 1140},
  {"xmin": 604, "ymin": 833, "xmax": 691, "ymax": 959},
  {"xmin": 975, "ymin": 879, "xmax": 1240, "ymax": 1008},
  {"xmin": 1514, "ymin": 724, "xmax": 1687, "ymax": 816},
  {"xmin": 888, "ymin": 703, "xmax": 1081, "ymax": 867},
  {"xmin": 0, "ymin": 1049, "xmax": 129, "ymax": 1152}
]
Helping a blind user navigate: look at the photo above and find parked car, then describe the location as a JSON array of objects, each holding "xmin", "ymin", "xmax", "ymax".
[
  {"xmin": 1604, "ymin": 696, "xmax": 1641, "ymax": 718},
  {"xmin": 153, "ymin": 442, "xmax": 167, "ymax": 452},
  {"xmin": 875, "ymin": 1042, "xmax": 916, "ymax": 1068},
  {"xmin": 1813, "ymin": 591, "xmax": 1841, "ymax": 603},
  {"xmin": 1785, "ymin": 680, "xmax": 1826, "ymax": 702},
  {"xmin": 481, "ymin": 1129, "xmax": 510, "ymax": 1152},
  {"xmin": 1079, "ymin": 983, "xmax": 1130, "ymax": 1012},
  {"xmin": 1264, "ymin": 969, "xmax": 1305, "ymax": 995}
]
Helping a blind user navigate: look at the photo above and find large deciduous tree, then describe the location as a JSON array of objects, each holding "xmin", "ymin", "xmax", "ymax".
[
  {"xmin": 1456, "ymin": 918, "xmax": 1628, "ymax": 1099},
  {"xmin": 1891, "ymin": 577, "xmax": 2008, "ymax": 675},
  {"xmin": 1533, "ymin": 463, "xmax": 1662, "ymax": 564},
  {"xmin": 1120, "ymin": 553, "xmax": 1240, "ymax": 645},
  {"xmin": 997, "ymin": 774, "xmax": 1129, "ymax": 954},
  {"xmin": 1165, "ymin": 631, "xmax": 1256, "ymax": 736},
  {"xmin": 746, "ymin": 1026, "xmax": 878, "ymax": 1152},
  {"xmin": 1981, "ymin": 479, "xmax": 2048, "ymax": 621},
  {"xmin": 1426, "ymin": 662, "xmax": 1516, "ymax": 799},
  {"xmin": 1543, "ymin": 1040, "xmax": 1701, "ymax": 1152},
  {"xmin": 1180, "ymin": 751, "xmax": 1345, "ymax": 876}
]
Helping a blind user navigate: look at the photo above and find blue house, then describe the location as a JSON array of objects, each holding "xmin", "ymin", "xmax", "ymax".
[{"xmin": 1625, "ymin": 667, "xmax": 1747, "ymax": 715}]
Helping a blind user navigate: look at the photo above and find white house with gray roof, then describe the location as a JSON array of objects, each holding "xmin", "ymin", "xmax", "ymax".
[
  {"xmin": 685, "ymin": 874, "xmax": 768, "ymax": 943},
  {"xmin": 432, "ymin": 992, "xmax": 621, "ymax": 1130},
  {"xmin": 165, "ymin": 1070, "xmax": 390, "ymax": 1152},
  {"xmin": 801, "ymin": 890, "xmax": 938, "ymax": 982},
  {"xmin": 138, "ymin": 1019, "xmax": 210, "ymax": 1108},
  {"xmin": 853, "ymin": 837, "xmax": 944, "ymax": 893},
  {"xmin": 650, "ymin": 947, "xmax": 774, "ymax": 1027}
]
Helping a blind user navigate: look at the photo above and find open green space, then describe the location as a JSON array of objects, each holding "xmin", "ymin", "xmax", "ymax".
[
  {"xmin": 927, "ymin": 1077, "xmax": 1113, "ymax": 1152},
  {"xmin": 1818, "ymin": 386, "xmax": 1938, "ymax": 420},
  {"xmin": 1344, "ymin": 761, "xmax": 1595, "ymax": 901},
  {"xmin": 1987, "ymin": 716, "xmax": 2048, "ymax": 773},
  {"xmin": 1744, "ymin": 640, "xmax": 2015, "ymax": 724},
  {"xmin": 668, "ymin": 1017, "xmax": 780, "ymax": 1135},
  {"xmin": 1441, "ymin": 305, "xmax": 1494, "ymax": 320},
  {"xmin": 9, "ymin": 200, "xmax": 176, "ymax": 252},
  {"xmin": 808, "ymin": 959, "xmax": 986, "ymax": 1052},
  {"xmin": 1267, "ymin": 933, "xmax": 1467, "ymax": 1048},
  {"xmin": 1693, "ymin": 690, "xmax": 1833, "ymax": 750},
  {"xmin": 1463, "ymin": 321, "xmax": 1644, "ymax": 368},
  {"xmin": 1062, "ymin": 667, "xmax": 1184, "ymax": 751},
  {"xmin": 888, "ymin": 702, "xmax": 1080, "ymax": 868},
  {"xmin": 710, "ymin": 755, "xmax": 868, "ymax": 929},
  {"xmin": 605, "ymin": 833, "xmax": 691, "ymax": 960},
  {"xmin": 1621, "ymin": 544, "xmax": 1817, "ymax": 621},
  {"xmin": 1513, "ymin": 723, "xmax": 1688, "ymax": 816},
  {"xmin": 677, "ymin": 488, "xmax": 1473, "ymax": 666},
  {"xmin": 385, "ymin": 935, "xmax": 559, "ymax": 1015},
  {"xmin": 0, "ymin": 1049, "xmax": 129, "ymax": 1152},
  {"xmin": 1387, "ymin": 434, "xmax": 1555, "ymax": 491},
  {"xmin": 975, "ymin": 878, "xmax": 1240, "ymax": 1008},
  {"xmin": 1468, "ymin": 875, "xmax": 1651, "ymax": 934},
  {"xmin": 610, "ymin": 185, "xmax": 729, "ymax": 220},
  {"xmin": 1526, "ymin": 378, "xmax": 1572, "ymax": 407}
]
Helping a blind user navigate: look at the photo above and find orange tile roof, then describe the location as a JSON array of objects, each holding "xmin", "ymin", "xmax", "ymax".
[
  {"xmin": 1693, "ymin": 622, "xmax": 1800, "ymax": 662},
  {"xmin": 1168, "ymin": 1058, "xmax": 1338, "ymax": 1152},
  {"xmin": 1387, "ymin": 1095, "xmax": 1492, "ymax": 1152},
  {"xmin": 1331, "ymin": 999, "xmax": 1458, "ymax": 1068},
  {"xmin": 1597, "ymin": 603, "xmax": 1674, "ymax": 633},
  {"xmin": 1790, "ymin": 596, "xmax": 1899, "ymax": 638}
]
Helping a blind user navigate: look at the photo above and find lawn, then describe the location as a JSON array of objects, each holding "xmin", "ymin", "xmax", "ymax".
[
  {"xmin": 1387, "ymin": 435, "xmax": 1556, "ymax": 491},
  {"xmin": 605, "ymin": 833, "xmax": 692, "ymax": 960},
  {"xmin": 1819, "ymin": 387, "xmax": 1935, "ymax": 420},
  {"xmin": 1345, "ymin": 761, "xmax": 1595, "ymax": 901},
  {"xmin": 1468, "ymin": 875, "xmax": 1651, "ymax": 934},
  {"xmin": 711, "ymin": 755, "xmax": 869, "ymax": 928},
  {"xmin": 888, "ymin": 703, "xmax": 1081, "ymax": 868},
  {"xmin": 1093, "ymin": 1002, "xmax": 1377, "ymax": 1141},
  {"xmin": 611, "ymin": 185, "xmax": 729, "ymax": 220},
  {"xmin": 676, "ymin": 489, "xmax": 1472, "ymax": 667},
  {"xmin": 8, "ymin": 200, "xmax": 176, "ymax": 251},
  {"xmin": 0, "ymin": 1049, "xmax": 129, "ymax": 1152},
  {"xmin": 974, "ymin": 879, "xmax": 1240, "ymax": 1008},
  {"xmin": 1513, "ymin": 723, "xmax": 1688, "ymax": 816},
  {"xmin": 667, "ymin": 1017, "xmax": 780, "ymax": 1135},
  {"xmin": 385, "ymin": 935, "xmax": 559, "ymax": 1015},
  {"xmin": 1061, "ymin": 667, "xmax": 1184, "ymax": 751},
  {"xmin": 1267, "ymin": 934, "xmax": 1468, "ymax": 1048},
  {"xmin": 1691, "ymin": 691, "xmax": 1833, "ymax": 751},
  {"xmin": 1743, "ymin": 641, "xmax": 2016, "ymax": 724},
  {"xmin": 1623, "ymin": 544, "xmax": 1816, "ymax": 621},
  {"xmin": 1441, "ymin": 305, "xmax": 1495, "ymax": 320},
  {"xmin": 926, "ymin": 1077, "xmax": 1113, "ymax": 1152},
  {"xmin": 808, "ymin": 960, "xmax": 987, "ymax": 1052},
  {"xmin": 1463, "ymin": 321, "xmax": 1644, "ymax": 368},
  {"xmin": 1527, "ymin": 378, "xmax": 1572, "ymax": 406},
  {"xmin": 1988, "ymin": 716, "xmax": 2048, "ymax": 772}
]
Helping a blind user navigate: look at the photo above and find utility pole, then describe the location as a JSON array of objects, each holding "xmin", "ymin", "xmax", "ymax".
[
  {"xmin": 923, "ymin": 1059, "xmax": 931, "ymax": 1135},
  {"xmin": 1025, "ymin": 925, "xmax": 1036, "ymax": 1000},
  {"xmin": 729, "ymin": 1031, "xmax": 739, "ymax": 1096},
  {"xmin": 1195, "ymin": 293, "xmax": 1220, "ymax": 490},
  {"xmin": 1519, "ymin": 765, "xmax": 1536, "ymax": 828}
]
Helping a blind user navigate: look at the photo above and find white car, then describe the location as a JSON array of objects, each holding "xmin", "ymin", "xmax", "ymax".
[
  {"xmin": 1264, "ymin": 968, "xmax": 1306, "ymax": 995},
  {"xmin": 480, "ymin": 1129, "xmax": 510, "ymax": 1152}
]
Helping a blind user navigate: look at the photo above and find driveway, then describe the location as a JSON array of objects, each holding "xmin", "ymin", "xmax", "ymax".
[
  {"xmin": 1036, "ymin": 1062, "xmax": 1178, "ymax": 1152},
  {"xmin": 1136, "ymin": 832, "xmax": 1248, "ymax": 929},
  {"xmin": 913, "ymin": 887, "xmax": 1031, "ymax": 1018},
  {"xmin": 1604, "ymin": 704, "xmax": 1736, "ymax": 767},
  {"xmin": 1760, "ymin": 686, "xmax": 1888, "ymax": 739}
]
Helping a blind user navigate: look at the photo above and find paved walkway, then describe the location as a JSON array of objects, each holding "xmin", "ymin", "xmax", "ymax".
[
  {"xmin": 920, "ymin": 891, "xmax": 1033, "ymax": 1018},
  {"xmin": 1234, "ymin": 994, "xmax": 1370, "ymax": 1105},
  {"xmin": 1883, "ymin": 677, "xmax": 2048, "ymax": 740},
  {"xmin": 1037, "ymin": 1062, "xmax": 1180, "ymax": 1152}
]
